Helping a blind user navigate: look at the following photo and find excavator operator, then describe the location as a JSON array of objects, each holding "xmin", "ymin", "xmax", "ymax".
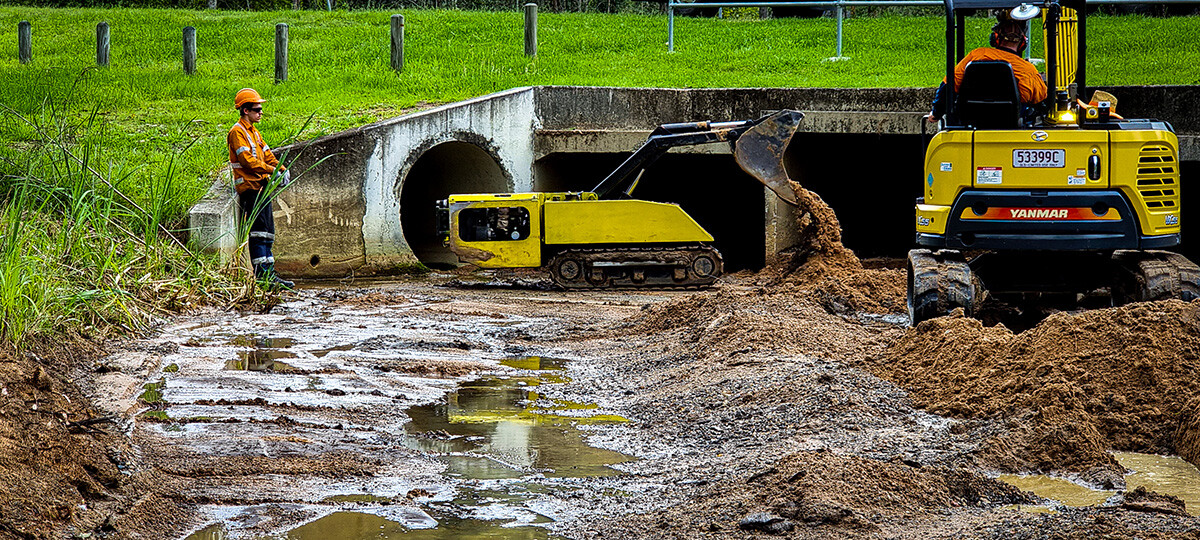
[{"xmin": 926, "ymin": 14, "xmax": 1048, "ymax": 123}]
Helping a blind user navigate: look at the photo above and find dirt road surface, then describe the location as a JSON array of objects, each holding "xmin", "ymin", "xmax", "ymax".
[{"xmin": 5, "ymin": 249, "xmax": 1198, "ymax": 539}]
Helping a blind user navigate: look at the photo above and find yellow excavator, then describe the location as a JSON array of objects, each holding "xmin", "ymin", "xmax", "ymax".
[
  {"xmin": 909, "ymin": 0, "xmax": 1199, "ymax": 323},
  {"xmin": 435, "ymin": 110, "xmax": 804, "ymax": 288}
]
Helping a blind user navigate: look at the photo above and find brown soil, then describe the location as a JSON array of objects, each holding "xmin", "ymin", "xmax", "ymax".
[
  {"xmin": 860, "ymin": 302, "xmax": 1200, "ymax": 480},
  {"xmin": 592, "ymin": 450, "xmax": 1037, "ymax": 539},
  {"xmin": 0, "ymin": 337, "xmax": 137, "ymax": 539},
  {"xmin": 750, "ymin": 183, "xmax": 906, "ymax": 315}
]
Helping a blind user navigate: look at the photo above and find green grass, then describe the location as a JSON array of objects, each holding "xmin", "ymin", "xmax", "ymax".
[{"xmin": 0, "ymin": 7, "xmax": 1197, "ymax": 342}]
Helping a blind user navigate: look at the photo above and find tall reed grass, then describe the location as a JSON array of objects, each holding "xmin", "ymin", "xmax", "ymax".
[{"xmin": 0, "ymin": 92, "xmax": 249, "ymax": 344}]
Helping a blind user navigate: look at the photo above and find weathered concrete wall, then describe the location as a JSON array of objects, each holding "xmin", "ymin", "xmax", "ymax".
[
  {"xmin": 189, "ymin": 85, "xmax": 1200, "ymax": 278},
  {"xmin": 264, "ymin": 87, "xmax": 535, "ymax": 277}
]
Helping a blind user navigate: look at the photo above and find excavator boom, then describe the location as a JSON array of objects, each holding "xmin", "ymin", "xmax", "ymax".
[{"xmin": 591, "ymin": 110, "xmax": 803, "ymax": 205}]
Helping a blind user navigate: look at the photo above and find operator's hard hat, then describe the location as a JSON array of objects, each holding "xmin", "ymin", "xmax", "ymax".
[{"xmin": 234, "ymin": 88, "xmax": 266, "ymax": 109}]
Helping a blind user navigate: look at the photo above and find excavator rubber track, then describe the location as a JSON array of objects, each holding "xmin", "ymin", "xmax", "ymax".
[
  {"xmin": 547, "ymin": 246, "xmax": 723, "ymax": 289},
  {"xmin": 907, "ymin": 248, "xmax": 976, "ymax": 325},
  {"xmin": 1112, "ymin": 250, "xmax": 1200, "ymax": 304}
]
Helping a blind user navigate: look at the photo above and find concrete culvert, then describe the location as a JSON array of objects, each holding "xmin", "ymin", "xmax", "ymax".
[
  {"xmin": 783, "ymin": 133, "xmax": 925, "ymax": 259},
  {"xmin": 400, "ymin": 141, "xmax": 510, "ymax": 269}
]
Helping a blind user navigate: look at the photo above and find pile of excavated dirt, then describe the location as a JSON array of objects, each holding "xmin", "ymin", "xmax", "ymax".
[
  {"xmin": 629, "ymin": 287, "xmax": 898, "ymax": 361},
  {"xmin": 862, "ymin": 301, "xmax": 1200, "ymax": 480},
  {"xmin": 587, "ymin": 450, "xmax": 1035, "ymax": 539},
  {"xmin": 0, "ymin": 338, "xmax": 129, "ymax": 539},
  {"xmin": 747, "ymin": 183, "xmax": 906, "ymax": 315}
]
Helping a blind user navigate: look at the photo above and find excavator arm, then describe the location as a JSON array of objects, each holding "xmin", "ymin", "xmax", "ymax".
[{"xmin": 590, "ymin": 110, "xmax": 804, "ymax": 206}]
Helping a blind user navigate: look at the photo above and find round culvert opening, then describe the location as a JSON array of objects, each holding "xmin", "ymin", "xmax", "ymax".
[{"xmin": 400, "ymin": 141, "xmax": 509, "ymax": 269}]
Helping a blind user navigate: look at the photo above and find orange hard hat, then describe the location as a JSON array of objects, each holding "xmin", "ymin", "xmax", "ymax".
[{"xmin": 234, "ymin": 88, "xmax": 266, "ymax": 109}]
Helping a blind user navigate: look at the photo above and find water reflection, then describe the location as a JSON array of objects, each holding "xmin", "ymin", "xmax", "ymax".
[
  {"xmin": 998, "ymin": 452, "xmax": 1200, "ymax": 515},
  {"xmin": 225, "ymin": 349, "xmax": 298, "ymax": 372},
  {"xmin": 1117, "ymin": 452, "xmax": 1200, "ymax": 516},
  {"xmin": 404, "ymin": 357, "xmax": 633, "ymax": 478},
  {"xmin": 286, "ymin": 512, "xmax": 549, "ymax": 539}
]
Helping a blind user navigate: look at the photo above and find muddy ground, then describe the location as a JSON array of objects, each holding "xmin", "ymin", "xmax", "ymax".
[{"xmin": 3, "ymin": 249, "xmax": 1200, "ymax": 538}]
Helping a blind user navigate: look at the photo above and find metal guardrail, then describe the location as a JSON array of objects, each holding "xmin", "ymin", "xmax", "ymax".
[{"xmin": 665, "ymin": 0, "xmax": 1200, "ymax": 53}]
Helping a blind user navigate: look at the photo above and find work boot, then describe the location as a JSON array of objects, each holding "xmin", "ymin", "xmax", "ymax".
[{"xmin": 254, "ymin": 263, "xmax": 295, "ymax": 290}]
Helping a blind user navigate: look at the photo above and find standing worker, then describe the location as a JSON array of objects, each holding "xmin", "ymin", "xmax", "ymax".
[
  {"xmin": 927, "ymin": 13, "xmax": 1048, "ymax": 123},
  {"xmin": 228, "ymin": 87, "xmax": 294, "ymax": 290}
]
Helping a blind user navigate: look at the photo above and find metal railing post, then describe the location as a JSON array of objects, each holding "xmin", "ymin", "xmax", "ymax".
[
  {"xmin": 668, "ymin": 0, "xmax": 675, "ymax": 52},
  {"xmin": 836, "ymin": 0, "xmax": 844, "ymax": 57}
]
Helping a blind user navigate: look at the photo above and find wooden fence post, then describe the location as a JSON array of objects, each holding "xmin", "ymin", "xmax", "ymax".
[
  {"xmin": 524, "ymin": 3, "xmax": 537, "ymax": 57},
  {"xmin": 183, "ymin": 26, "xmax": 197, "ymax": 75},
  {"xmin": 18, "ymin": 21, "xmax": 31, "ymax": 64},
  {"xmin": 275, "ymin": 23, "xmax": 288, "ymax": 83},
  {"xmin": 96, "ymin": 22, "xmax": 110, "ymax": 67},
  {"xmin": 390, "ymin": 14, "xmax": 404, "ymax": 72}
]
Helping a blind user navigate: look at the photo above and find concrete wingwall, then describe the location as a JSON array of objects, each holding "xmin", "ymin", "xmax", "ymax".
[
  {"xmin": 189, "ymin": 85, "xmax": 1200, "ymax": 278},
  {"xmin": 245, "ymin": 87, "xmax": 536, "ymax": 277}
]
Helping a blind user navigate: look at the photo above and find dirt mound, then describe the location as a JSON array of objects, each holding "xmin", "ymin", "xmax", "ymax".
[
  {"xmin": 0, "ymin": 337, "xmax": 129, "ymax": 538},
  {"xmin": 1176, "ymin": 397, "xmax": 1200, "ymax": 466},
  {"xmin": 747, "ymin": 183, "xmax": 905, "ymax": 315},
  {"xmin": 865, "ymin": 301, "xmax": 1200, "ymax": 476},
  {"xmin": 630, "ymin": 288, "xmax": 898, "ymax": 361},
  {"xmin": 596, "ymin": 450, "xmax": 1035, "ymax": 538}
]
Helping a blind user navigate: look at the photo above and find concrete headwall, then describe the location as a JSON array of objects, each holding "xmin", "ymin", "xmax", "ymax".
[{"xmin": 189, "ymin": 85, "xmax": 1200, "ymax": 278}]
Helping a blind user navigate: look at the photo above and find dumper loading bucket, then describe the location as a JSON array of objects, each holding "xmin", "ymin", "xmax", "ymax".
[{"xmin": 734, "ymin": 110, "xmax": 804, "ymax": 207}]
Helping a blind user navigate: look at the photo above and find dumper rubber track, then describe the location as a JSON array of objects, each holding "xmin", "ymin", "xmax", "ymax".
[
  {"xmin": 547, "ymin": 246, "xmax": 723, "ymax": 289},
  {"xmin": 1112, "ymin": 250, "xmax": 1200, "ymax": 304},
  {"xmin": 907, "ymin": 249, "xmax": 975, "ymax": 325}
]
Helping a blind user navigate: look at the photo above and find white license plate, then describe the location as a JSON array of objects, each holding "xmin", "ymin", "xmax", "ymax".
[{"xmin": 1012, "ymin": 149, "xmax": 1065, "ymax": 168}]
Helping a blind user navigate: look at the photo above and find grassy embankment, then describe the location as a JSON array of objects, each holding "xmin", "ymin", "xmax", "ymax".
[{"xmin": 0, "ymin": 8, "xmax": 1198, "ymax": 343}]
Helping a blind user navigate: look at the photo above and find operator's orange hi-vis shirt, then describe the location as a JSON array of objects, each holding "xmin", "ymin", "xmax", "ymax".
[
  {"xmin": 227, "ymin": 118, "xmax": 282, "ymax": 193},
  {"xmin": 944, "ymin": 47, "xmax": 1049, "ymax": 105}
]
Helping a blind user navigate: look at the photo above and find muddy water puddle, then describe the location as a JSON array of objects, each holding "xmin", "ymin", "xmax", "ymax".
[
  {"xmin": 183, "ymin": 356, "xmax": 617, "ymax": 539},
  {"xmin": 999, "ymin": 452, "xmax": 1200, "ymax": 514},
  {"xmin": 189, "ymin": 510, "xmax": 553, "ymax": 539},
  {"xmin": 404, "ymin": 356, "xmax": 633, "ymax": 479},
  {"xmin": 106, "ymin": 287, "xmax": 657, "ymax": 540}
]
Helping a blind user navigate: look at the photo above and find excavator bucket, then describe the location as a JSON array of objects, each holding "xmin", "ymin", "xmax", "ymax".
[{"xmin": 733, "ymin": 110, "xmax": 804, "ymax": 207}]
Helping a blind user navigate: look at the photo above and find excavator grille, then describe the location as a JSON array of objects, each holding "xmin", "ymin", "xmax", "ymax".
[{"xmin": 1136, "ymin": 144, "xmax": 1178, "ymax": 209}]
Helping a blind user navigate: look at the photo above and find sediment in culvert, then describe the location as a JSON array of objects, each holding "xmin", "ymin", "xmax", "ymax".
[
  {"xmin": 750, "ymin": 182, "xmax": 906, "ymax": 315},
  {"xmin": 866, "ymin": 302, "xmax": 1200, "ymax": 477}
]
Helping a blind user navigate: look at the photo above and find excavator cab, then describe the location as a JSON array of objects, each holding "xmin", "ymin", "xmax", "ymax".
[{"xmin": 909, "ymin": 0, "xmax": 1198, "ymax": 324}]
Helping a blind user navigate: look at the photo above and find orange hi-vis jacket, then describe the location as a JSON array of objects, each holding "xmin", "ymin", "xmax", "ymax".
[
  {"xmin": 945, "ymin": 47, "xmax": 1049, "ymax": 105},
  {"xmin": 227, "ymin": 118, "xmax": 283, "ymax": 193}
]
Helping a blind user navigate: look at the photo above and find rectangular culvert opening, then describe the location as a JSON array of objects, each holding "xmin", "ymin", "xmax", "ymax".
[
  {"xmin": 784, "ymin": 132, "xmax": 926, "ymax": 260},
  {"xmin": 1181, "ymin": 161, "xmax": 1199, "ymax": 262}
]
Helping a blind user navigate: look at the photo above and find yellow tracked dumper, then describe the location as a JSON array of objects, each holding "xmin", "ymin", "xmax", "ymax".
[
  {"xmin": 910, "ymin": 0, "xmax": 1199, "ymax": 323},
  {"xmin": 435, "ymin": 110, "xmax": 804, "ymax": 289}
]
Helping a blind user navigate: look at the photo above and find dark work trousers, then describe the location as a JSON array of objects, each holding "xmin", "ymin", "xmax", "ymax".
[{"xmin": 238, "ymin": 189, "xmax": 276, "ymax": 274}]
